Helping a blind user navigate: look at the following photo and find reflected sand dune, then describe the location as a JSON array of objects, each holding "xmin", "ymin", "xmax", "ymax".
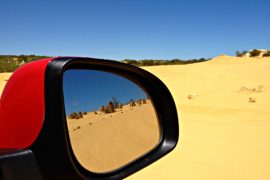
[
  {"xmin": 63, "ymin": 70, "xmax": 160, "ymax": 173},
  {"xmin": 67, "ymin": 99, "xmax": 160, "ymax": 173}
]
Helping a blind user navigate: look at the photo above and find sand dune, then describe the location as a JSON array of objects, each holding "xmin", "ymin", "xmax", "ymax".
[
  {"xmin": 66, "ymin": 101, "xmax": 160, "ymax": 173},
  {"xmin": 0, "ymin": 73, "xmax": 11, "ymax": 97},
  {"xmin": 129, "ymin": 55, "xmax": 270, "ymax": 180},
  {"xmin": 1, "ymin": 55, "xmax": 270, "ymax": 179}
]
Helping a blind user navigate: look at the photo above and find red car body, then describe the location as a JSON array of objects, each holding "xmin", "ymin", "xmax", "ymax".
[{"xmin": 0, "ymin": 58, "xmax": 53, "ymax": 148}]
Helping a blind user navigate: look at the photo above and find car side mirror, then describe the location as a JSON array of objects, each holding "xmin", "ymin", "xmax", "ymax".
[
  {"xmin": 0, "ymin": 57, "xmax": 179, "ymax": 179},
  {"xmin": 63, "ymin": 69, "xmax": 161, "ymax": 173}
]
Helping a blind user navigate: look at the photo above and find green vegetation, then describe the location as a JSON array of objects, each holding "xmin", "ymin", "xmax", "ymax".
[
  {"xmin": 0, "ymin": 55, "xmax": 209, "ymax": 73},
  {"xmin": 2, "ymin": 49, "xmax": 270, "ymax": 73},
  {"xmin": 249, "ymin": 49, "xmax": 261, "ymax": 57},
  {"xmin": 263, "ymin": 50, "xmax": 270, "ymax": 57},
  {"xmin": 0, "ymin": 55, "xmax": 50, "ymax": 73},
  {"xmin": 121, "ymin": 58, "xmax": 209, "ymax": 66},
  {"xmin": 235, "ymin": 50, "xmax": 248, "ymax": 57},
  {"xmin": 236, "ymin": 49, "xmax": 270, "ymax": 57}
]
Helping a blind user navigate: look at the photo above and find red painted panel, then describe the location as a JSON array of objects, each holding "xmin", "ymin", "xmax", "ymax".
[{"xmin": 0, "ymin": 58, "xmax": 54, "ymax": 148}]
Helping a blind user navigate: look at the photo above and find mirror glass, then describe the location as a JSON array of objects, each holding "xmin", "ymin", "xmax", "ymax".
[{"xmin": 63, "ymin": 69, "xmax": 160, "ymax": 173}]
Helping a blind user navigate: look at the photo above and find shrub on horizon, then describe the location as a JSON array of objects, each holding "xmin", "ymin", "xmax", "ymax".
[
  {"xmin": 235, "ymin": 50, "xmax": 248, "ymax": 57},
  {"xmin": 249, "ymin": 49, "xmax": 261, "ymax": 57},
  {"xmin": 262, "ymin": 50, "xmax": 270, "ymax": 57}
]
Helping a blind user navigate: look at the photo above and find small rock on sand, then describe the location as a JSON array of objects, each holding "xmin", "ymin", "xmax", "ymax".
[
  {"xmin": 187, "ymin": 93, "xmax": 198, "ymax": 100},
  {"xmin": 249, "ymin": 97, "xmax": 256, "ymax": 103}
]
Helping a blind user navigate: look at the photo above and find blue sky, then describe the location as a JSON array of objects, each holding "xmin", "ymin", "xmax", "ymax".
[
  {"xmin": 63, "ymin": 70, "xmax": 146, "ymax": 115},
  {"xmin": 0, "ymin": 0, "xmax": 269, "ymax": 60}
]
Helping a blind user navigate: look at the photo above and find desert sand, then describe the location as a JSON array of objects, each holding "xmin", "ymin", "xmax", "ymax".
[
  {"xmin": 67, "ymin": 100, "xmax": 160, "ymax": 173},
  {"xmin": 129, "ymin": 55, "xmax": 270, "ymax": 180},
  {"xmin": 0, "ymin": 73, "xmax": 11, "ymax": 96},
  {"xmin": 1, "ymin": 55, "xmax": 270, "ymax": 179}
]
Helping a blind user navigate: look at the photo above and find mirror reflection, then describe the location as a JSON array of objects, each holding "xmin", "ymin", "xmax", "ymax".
[{"xmin": 63, "ymin": 70, "xmax": 160, "ymax": 173}]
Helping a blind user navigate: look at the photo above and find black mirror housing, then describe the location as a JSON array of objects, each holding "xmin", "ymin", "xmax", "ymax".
[{"xmin": 29, "ymin": 57, "xmax": 179, "ymax": 179}]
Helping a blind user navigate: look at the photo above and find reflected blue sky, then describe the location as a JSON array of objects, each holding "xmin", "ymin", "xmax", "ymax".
[{"xmin": 63, "ymin": 70, "xmax": 147, "ymax": 115}]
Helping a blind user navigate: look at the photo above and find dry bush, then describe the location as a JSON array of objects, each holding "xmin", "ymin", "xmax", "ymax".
[
  {"xmin": 250, "ymin": 49, "xmax": 261, "ymax": 57},
  {"xmin": 187, "ymin": 93, "xmax": 198, "ymax": 100},
  {"xmin": 263, "ymin": 51, "xmax": 270, "ymax": 57},
  {"xmin": 249, "ymin": 97, "xmax": 256, "ymax": 103}
]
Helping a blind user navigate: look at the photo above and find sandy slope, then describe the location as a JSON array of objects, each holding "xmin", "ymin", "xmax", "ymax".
[
  {"xmin": 1, "ymin": 55, "xmax": 270, "ymax": 179},
  {"xmin": 129, "ymin": 55, "xmax": 270, "ymax": 180},
  {"xmin": 67, "ymin": 101, "xmax": 160, "ymax": 173},
  {"xmin": 0, "ymin": 73, "xmax": 11, "ymax": 96}
]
